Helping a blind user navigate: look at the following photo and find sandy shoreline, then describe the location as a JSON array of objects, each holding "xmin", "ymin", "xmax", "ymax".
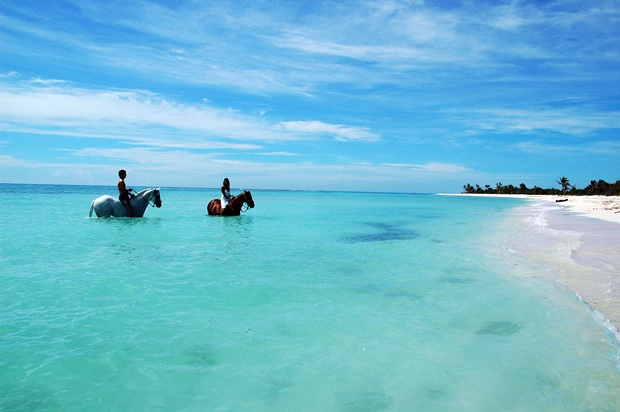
[
  {"xmin": 444, "ymin": 194, "xmax": 620, "ymax": 340},
  {"xmin": 445, "ymin": 194, "xmax": 620, "ymax": 225},
  {"xmin": 533, "ymin": 196, "xmax": 620, "ymax": 341},
  {"xmin": 522, "ymin": 195, "xmax": 620, "ymax": 225}
]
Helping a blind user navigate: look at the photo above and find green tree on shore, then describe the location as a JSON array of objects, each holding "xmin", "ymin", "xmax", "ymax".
[
  {"xmin": 557, "ymin": 176, "xmax": 570, "ymax": 196},
  {"xmin": 462, "ymin": 178, "xmax": 620, "ymax": 195}
]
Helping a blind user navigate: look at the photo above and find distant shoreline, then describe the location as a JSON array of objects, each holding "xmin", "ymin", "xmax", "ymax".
[{"xmin": 441, "ymin": 193, "xmax": 620, "ymax": 225}]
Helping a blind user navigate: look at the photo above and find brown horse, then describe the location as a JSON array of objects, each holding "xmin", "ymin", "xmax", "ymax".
[{"xmin": 207, "ymin": 190, "xmax": 255, "ymax": 216}]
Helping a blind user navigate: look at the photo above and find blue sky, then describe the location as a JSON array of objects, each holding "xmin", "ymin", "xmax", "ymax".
[{"xmin": 1, "ymin": 0, "xmax": 619, "ymax": 192}]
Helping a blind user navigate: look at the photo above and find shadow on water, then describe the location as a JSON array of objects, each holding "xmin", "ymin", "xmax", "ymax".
[
  {"xmin": 424, "ymin": 385, "xmax": 449, "ymax": 400},
  {"xmin": 219, "ymin": 215, "xmax": 254, "ymax": 228},
  {"xmin": 182, "ymin": 345, "xmax": 218, "ymax": 368},
  {"xmin": 88, "ymin": 216, "xmax": 164, "ymax": 228},
  {"xmin": 384, "ymin": 288, "xmax": 423, "ymax": 300},
  {"xmin": 340, "ymin": 391, "xmax": 393, "ymax": 412},
  {"xmin": 342, "ymin": 222, "xmax": 418, "ymax": 243},
  {"xmin": 263, "ymin": 377, "xmax": 295, "ymax": 406},
  {"xmin": 438, "ymin": 277, "xmax": 477, "ymax": 284},
  {"xmin": 476, "ymin": 321, "xmax": 523, "ymax": 336}
]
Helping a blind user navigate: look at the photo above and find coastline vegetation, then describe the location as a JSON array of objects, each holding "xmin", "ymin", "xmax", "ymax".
[{"xmin": 462, "ymin": 178, "xmax": 620, "ymax": 196}]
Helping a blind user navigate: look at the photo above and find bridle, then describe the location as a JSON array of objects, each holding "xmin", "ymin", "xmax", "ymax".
[
  {"xmin": 135, "ymin": 189, "xmax": 161, "ymax": 208},
  {"xmin": 149, "ymin": 190, "xmax": 162, "ymax": 208},
  {"xmin": 239, "ymin": 191, "xmax": 253, "ymax": 213}
]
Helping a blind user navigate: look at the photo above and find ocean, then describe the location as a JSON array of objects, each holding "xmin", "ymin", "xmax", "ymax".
[{"xmin": 1, "ymin": 184, "xmax": 619, "ymax": 411}]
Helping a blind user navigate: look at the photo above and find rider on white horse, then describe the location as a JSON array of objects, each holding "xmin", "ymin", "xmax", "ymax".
[
  {"xmin": 118, "ymin": 169, "xmax": 134, "ymax": 217},
  {"xmin": 89, "ymin": 187, "xmax": 162, "ymax": 218}
]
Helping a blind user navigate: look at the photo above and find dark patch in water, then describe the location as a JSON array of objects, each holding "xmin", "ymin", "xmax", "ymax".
[
  {"xmin": 184, "ymin": 345, "xmax": 217, "ymax": 367},
  {"xmin": 476, "ymin": 321, "xmax": 523, "ymax": 336},
  {"xmin": 341, "ymin": 391, "xmax": 393, "ymax": 412},
  {"xmin": 264, "ymin": 377, "xmax": 295, "ymax": 404},
  {"xmin": 384, "ymin": 289, "xmax": 422, "ymax": 300},
  {"xmin": 439, "ymin": 277, "xmax": 477, "ymax": 284},
  {"xmin": 343, "ymin": 222, "xmax": 418, "ymax": 243},
  {"xmin": 424, "ymin": 385, "xmax": 448, "ymax": 399},
  {"xmin": 417, "ymin": 212, "xmax": 445, "ymax": 220}
]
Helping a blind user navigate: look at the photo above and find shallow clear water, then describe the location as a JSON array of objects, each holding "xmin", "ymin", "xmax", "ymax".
[{"xmin": 1, "ymin": 185, "xmax": 619, "ymax": 411}]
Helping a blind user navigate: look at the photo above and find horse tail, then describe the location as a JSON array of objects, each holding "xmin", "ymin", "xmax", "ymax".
[{"xmin": 89, "ymin": 201, "xmax": 95, "ymax": 217}]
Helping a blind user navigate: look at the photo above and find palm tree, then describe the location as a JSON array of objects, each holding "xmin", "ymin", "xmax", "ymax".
[{"xmin": 557, "ymin": 176, "xmax": 570, "ymax": 196}]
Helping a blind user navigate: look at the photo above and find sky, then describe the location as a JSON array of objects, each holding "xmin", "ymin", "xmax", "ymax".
[{"xmin": 1, "ymin": 0, "xmax": 619, "ymax": 193}]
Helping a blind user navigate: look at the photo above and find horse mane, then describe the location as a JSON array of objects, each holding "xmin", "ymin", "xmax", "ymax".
[
  {"xmin": 135, "ymin": 188, "xmax": 158, "ymax": 196},
  {"xmin": 230, "ymin": 190, "xmax": 253, "ymax": 211}
]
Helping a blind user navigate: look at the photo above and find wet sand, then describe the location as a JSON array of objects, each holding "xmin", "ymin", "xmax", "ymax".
[
  {"xmin": 445, "ymin": 194, "xmax": 620, "ymax": 339},
  {"xmin": 449, "ymin": 194, "xmax": 620, "ymax": 224},
  {"xmin": 537, "ymin": 196, "xmax": 620, "ymax": 338}
]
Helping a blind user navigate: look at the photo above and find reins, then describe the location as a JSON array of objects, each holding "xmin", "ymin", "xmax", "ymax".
[
  {"xmin": 133, "ymin": 189, "xmax": 160, "ymax": 208},
  {"xmin": 238, "ymin": 191, "xmax": 251, "ymax": 213}
]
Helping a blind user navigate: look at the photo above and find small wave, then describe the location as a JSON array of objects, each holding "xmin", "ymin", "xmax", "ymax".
[{"xmin": 592, "ymin": 310, "xmax": 620, "ymax": 344}]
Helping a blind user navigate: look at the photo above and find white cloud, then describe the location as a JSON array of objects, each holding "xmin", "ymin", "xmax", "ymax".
[
  {"xmin": 0, "ymin": 85, "xmax": 276, "ymax": 140},
  {"xmin": 515, "ymin": 140, "xmax": 620, "ymax": 155},
  {"xmin": 0, "ymin": 148, "xmax": 473, "ymax": 192},
  {"xmin": 0, "ymin": 82, "xmax": 378, "ymax": 146},
  {"xmin": 453, "ymin": 108, "xmax": 620, "ymax": 136},
  {"xmin": 275, "ymin": 120, "xmax": 379, "ymax": 141},
  {"xmin": 6, "ymin": 0, "xmax": 618, "ymax": 97},
  {"xmin": 257, "ymin": 151, "xmax": 298, "ymax": 157},
  {"xmin": 383, "ymin": 162, "xmax": 471, "ymax": 173}
]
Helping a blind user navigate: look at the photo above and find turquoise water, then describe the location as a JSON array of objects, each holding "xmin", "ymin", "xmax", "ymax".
[{"xmin": 1, "ymin": 184, "xmax": 619, "ymax": 411}]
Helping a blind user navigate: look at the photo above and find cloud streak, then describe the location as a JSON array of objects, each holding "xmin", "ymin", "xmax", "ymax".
[
  {"xmin": 6, "ymin": 0, "xmax": 618, "ymax": 95},
  {"xmin": 454, "ymin": 107, "xmax": 620, "ymax": 136},
  {"xmin": 0, "ymin": 81, "xmax": 379, "ymax": 147},
  {"xmin": 275, "ymin": 121, "xmax": 379, "ymax": 142}
]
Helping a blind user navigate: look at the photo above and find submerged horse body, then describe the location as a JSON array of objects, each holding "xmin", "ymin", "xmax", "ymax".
[
  {"xmin": 207, "ymin": 190, "xmax": 254, "ymax": 216},
  {"xmin": 89, "ymin": 188, "xmax": 162, "ymax": 217}
]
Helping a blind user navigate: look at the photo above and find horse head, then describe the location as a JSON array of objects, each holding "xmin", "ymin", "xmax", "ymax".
[
  {"xmin": 243, "ymin": 190, "xmax": 255, "ymax": 209},
  {"xmin": 152, "ymin": 188, "xmax": 162, "ymax": 208}
]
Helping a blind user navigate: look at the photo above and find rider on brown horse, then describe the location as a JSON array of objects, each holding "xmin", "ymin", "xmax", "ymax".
[{"xmin": 207, "ymin": 179, "xmax": 255, "ymax": 216}]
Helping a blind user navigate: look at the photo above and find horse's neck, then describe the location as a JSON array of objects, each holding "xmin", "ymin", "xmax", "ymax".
[
  {"xmin": 131, "ymin": 190, "xmax": 152, "ymax": 215},
  {"xmin": 230, "ymin": 193, "xmax": 245, "ymax": 210}
]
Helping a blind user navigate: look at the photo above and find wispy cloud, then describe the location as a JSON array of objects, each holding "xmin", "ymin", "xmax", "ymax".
[
  {"xmin": 454, "ymin": 107, "xmax": 620, "ymax": 136},
  {"xmin": 515, "ymin": 140, "xmax": 620, "ymax": 155},
  {"xmin": 0, "ymin": 81, "xmax": 378, "ymax": 146},
  {"xmin": 382, "ymin": 162, "xmax": 471, "ymax": 173},
  {"xmin": 0, "ymin": 148, "xmax": 474, "ymax": 192},
  {"xmin": 275, "ymin": 121, "xmax": 379, "ymax": 142},
  {"xmin": 6, "ymin": 0, "xmax": 615, "ymax": 95}
]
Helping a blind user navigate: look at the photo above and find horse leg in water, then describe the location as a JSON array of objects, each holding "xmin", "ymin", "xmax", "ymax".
[{"xmin": 124, "ymin": 202, "xmax": 134, "ymax": 218}]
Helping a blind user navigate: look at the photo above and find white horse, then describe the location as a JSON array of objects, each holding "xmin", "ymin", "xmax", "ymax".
[{"xmin": 89, "ymin": 188, "xmax": 162, "ymax": 218}]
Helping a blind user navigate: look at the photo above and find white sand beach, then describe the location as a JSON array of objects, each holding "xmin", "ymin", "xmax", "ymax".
[
  {"xmin": 450, "ymin": 194, "xmax": 620, "ymax": 224},
  {"xmin": 536, "ymin": 195, "xmax": 620, "ymax": 224}
]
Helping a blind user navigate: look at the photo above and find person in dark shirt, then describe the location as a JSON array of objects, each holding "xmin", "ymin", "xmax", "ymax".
[{"xmin": 118, "ymin": 169, "xmax": 134, "ymax": 217}]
